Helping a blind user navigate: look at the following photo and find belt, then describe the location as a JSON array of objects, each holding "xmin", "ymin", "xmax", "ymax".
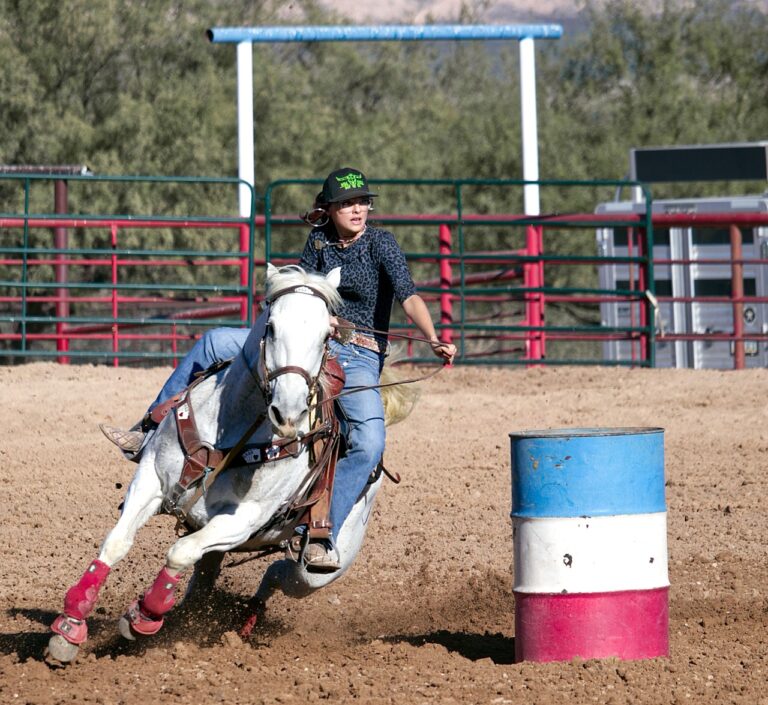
[{"xmin": 335, "ymin": 330, "xmax": 387, "ymax": 354}]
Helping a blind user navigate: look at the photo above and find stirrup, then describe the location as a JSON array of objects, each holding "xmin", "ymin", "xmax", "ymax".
[
  {"xmin": 99, "ymin": 424, "xmax": 146, "ymax": 453},
  {"xmin": 285, "ymin": 535, "xmax": 341, "ymax": 573},
  {"xmin": 285, "ymin": 533, "xmax": 307, "ymax": 563},
  {"xmin": 304, "ymin": 540, "xmax": 341, "ymax": 573}
]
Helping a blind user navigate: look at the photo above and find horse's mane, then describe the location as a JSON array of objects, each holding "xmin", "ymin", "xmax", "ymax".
[{"xmin": 266, "ymin": 264, "xmax": 342, "ymax": 311}]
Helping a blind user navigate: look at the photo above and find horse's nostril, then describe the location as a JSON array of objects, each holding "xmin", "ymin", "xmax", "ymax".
[{"xmin": 270, "ymin": 406, "xmax": 284, "ymax": 426}]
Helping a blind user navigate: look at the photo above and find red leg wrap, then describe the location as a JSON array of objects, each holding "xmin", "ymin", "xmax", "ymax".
[
  {"xmin": 239, "ymin": 597, "xmax": 266, "ymax": 639},
  {"xmin": 140, "ymin": 567, "xmax": 181, "ymax": 619},
  {"xmin": 51, "ymin": 613, "xmax": 88, "ymax": 645},
  {"xmin": 63, "ymin": 559, "xmax": 111, "ymax": 620},
  {"xmin": 123, "ymin": 599, "xmax": 165, "ymax": 636},
  {"xmin": 239, "ymin": 613, "xmax": 259, "ymax": 639}
]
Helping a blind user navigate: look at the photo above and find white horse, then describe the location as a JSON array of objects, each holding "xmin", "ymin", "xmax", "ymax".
[{"xmin": 47, "ymin": 264, "xmax": 387, "ymax": 663}]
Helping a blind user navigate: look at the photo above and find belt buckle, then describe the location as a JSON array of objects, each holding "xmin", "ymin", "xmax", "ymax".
[{"xmin": 353, "ymin": 332, "xmax": 377, "ymax": 352}]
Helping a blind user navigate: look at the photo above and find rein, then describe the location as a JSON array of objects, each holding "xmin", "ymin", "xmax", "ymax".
[
  {"xmin": 311, "ymin": 321, "xmax": 449, "ymax": 408},
  {"xmin": 337, "ymin": 321, "xmax": 449, "ymax": 350}
]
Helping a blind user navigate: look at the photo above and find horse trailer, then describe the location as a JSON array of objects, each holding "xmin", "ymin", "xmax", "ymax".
[{"xmin": 596, "ymin": 196, "xmax": 768, "ymax": 369}]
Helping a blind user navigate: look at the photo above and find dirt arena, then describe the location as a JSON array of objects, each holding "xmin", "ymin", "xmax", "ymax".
[{"xmin": 1, "ymin": 362, "xmax": 767, "ymax": 704}]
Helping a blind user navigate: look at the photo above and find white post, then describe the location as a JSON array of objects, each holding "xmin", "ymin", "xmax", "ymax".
[
  {"xmin": 519, "ymin": 37, "xmax": 540, "ymax": 216},
  {"xmin": 236, "ymin": 41, "xmax": 255, "ymax": 218}
]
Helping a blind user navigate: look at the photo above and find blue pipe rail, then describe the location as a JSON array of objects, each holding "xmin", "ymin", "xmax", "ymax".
[{"xmin": 206, "ymin": 24, "xmax": 563, "ymax": 43}]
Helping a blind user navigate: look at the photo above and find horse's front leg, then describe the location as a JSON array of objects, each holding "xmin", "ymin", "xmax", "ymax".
[
  {"xmin": 118, "ymin": 508, "xmax": 258, "ymax": 641},
  {"xmin": 47, "ymin": 458, "xmax": 163, "ymax": 663}
]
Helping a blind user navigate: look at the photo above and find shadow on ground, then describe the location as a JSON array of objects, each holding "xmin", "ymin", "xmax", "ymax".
[{"xmin": 385, "ymin": 630, "xmax": 516, "ymax": 665}]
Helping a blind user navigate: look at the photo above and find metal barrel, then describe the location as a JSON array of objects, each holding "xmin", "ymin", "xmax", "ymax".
[{"xmin": 510, "ymin": 427, "xmax": 669, "ymax": 662}]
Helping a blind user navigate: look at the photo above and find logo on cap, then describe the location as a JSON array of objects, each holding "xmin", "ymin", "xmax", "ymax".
[{"xmin": 336, "ymin": 172, "xmax": 365, "ymax": 190}]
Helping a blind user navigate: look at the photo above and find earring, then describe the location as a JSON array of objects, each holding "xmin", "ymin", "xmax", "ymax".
[{"xmin": 301, "ymin": 208, "xmax": 329, "ymax": 227}]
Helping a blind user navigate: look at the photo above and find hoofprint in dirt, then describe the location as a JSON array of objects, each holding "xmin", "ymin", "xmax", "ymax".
[{"xmin": 1, "ymin": 362, "xmax": 766, "ymax": 705}]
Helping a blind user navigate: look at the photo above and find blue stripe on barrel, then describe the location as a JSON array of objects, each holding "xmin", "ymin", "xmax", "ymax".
[{"xmin": 511, "ymin": 427, "xmax": 665, "ymax": 518}]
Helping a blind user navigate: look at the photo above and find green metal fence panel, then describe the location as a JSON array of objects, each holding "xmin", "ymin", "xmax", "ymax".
[
  {"xmin": 2, "ymin": 174, "xmax": 656, "ymax": 367},
  {"xmin": 0, "ymin": 173, "xmax": 256, "ymax": 365},
  {"xmin": 264, "ymin": 177, "xmax": 655, "ymax": 367}
]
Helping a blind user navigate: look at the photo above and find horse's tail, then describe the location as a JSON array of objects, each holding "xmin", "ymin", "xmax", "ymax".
[{"xmin": 381, "ymin": 364, "xmax": 420, "ymax": 427}]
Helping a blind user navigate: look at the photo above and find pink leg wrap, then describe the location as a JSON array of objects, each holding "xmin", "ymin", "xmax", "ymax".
[
  {"xmin": 140, "ymin": 567, "xmax": 181, "ymax": 618},
  {"xmin": 51, "ymin": 613, "xmax": 89, "ymax": 645},
  {"xmin": 239, "ymin": 597, "xmax": 266, "ymax": 639},
  {"xmin": 63, "ymin": 559, "xmax": 111, "ymax": 620}
]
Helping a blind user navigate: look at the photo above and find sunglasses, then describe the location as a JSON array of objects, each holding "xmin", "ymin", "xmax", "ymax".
[{"xmin": 334, "ymin": 196, "xmax": 374, "ymax": 212}]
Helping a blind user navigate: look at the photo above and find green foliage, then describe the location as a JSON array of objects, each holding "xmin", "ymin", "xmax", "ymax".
[
  {"xmin": 2, "ymin": 0, "xmax": 768, "ymax": 361},
  {"xmin": 3, "ymin": 0, "xmax": 766, "ymax": 205},
  {"xmin": 540, "ymin": 0, "xmax": 768, "ymax": 200}
]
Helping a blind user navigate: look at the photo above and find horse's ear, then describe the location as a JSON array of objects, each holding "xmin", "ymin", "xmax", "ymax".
[
  {"xmin": 325, "ymin": 267, "xmax": 341, "ymax": 289},
  {"xmin": 266, "ymin": 263, "xmax": 278, "ymax": 281}
]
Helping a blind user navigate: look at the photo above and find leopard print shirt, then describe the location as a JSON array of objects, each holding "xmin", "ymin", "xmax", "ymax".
[{"xmin": 299, "ymin": 225, "xmax": 417, "ymax": 345}]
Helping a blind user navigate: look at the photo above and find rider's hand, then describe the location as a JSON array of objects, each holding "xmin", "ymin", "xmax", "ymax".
[{"xmin": 429, "ymin": 338, "xmax": 457, "ymax": 365}]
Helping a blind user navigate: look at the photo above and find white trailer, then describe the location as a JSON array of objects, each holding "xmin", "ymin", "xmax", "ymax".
[{"xmin": 596, "ymin": 196, "xmax": 768, "ymax": 369}]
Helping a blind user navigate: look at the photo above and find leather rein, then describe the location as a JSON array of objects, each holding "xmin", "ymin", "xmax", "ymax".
[{"xmin": 309, "ymin": 320, "xmax": 449, "ymax": 410}]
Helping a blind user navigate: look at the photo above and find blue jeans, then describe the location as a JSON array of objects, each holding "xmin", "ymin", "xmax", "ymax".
[
  {"xmin": 326, "ymin": 339, "xmax": 385, "ymax": 540},
  {"xmin": 150, "ymin": 329, "xmax": 385, "ymax": 543},
  {"xmin": 149, "ymin": 327, "xmax": 250, "ymax": 410}
]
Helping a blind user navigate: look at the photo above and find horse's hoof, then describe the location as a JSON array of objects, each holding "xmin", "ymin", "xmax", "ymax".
[
  {"xmin": 119, "ymin": 599, "xmax": 164, "ymax": 640},
  {"xmin": 45, "ymin": 634, "xmax": 80, "ymax": 664},
  {"xmin": 118, "ymin": 615, "xmax": 137, "ymax": 641}
]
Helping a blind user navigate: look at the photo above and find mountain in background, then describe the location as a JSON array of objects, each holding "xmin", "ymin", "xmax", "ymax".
[
  {"xmin": 317, "ymin": 0, "xmax": 588, "ymax": 34},
  {"xmin": 319, "ymin": 0, "xmax": 580, "ymax": 22},
  {"xmin": 316, "ymin": 0, "xmax": 768, "ymax": 35}
]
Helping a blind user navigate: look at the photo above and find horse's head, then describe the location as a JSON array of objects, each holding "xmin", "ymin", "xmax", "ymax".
[{"xmin": 261, "ymin": 263, "xmax": 341, "ymax": 438}]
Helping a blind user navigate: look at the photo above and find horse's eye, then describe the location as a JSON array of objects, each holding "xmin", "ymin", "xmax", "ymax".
[{"xmin": 266, "ymin": 321, "xmax": 275, "ymax": 337}]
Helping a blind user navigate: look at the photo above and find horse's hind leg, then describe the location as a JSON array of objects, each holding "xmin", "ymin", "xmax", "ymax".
[
  {"xmin": 240, "ymin": 476, "xmax": 383, "ymax": 637},
  {"xmin": 47, "ymin": 459, "xmax": 162, "ymax": 663}
]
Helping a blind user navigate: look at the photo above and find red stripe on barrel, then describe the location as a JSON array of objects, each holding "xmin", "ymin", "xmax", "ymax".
[{"xmin": 514, "ymin": 587, "xmax": 669, "ymax": 662}]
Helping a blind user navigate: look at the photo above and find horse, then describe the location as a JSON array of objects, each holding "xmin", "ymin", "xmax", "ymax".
[{"xmin": 46, "ymin": 263, "xmax": 393, "ymax": 663}]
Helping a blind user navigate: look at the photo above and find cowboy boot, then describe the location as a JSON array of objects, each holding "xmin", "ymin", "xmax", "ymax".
[
  {"xmin": 285, "ymin": 535, "xmax": 341, "ymax": 573},
  {"xmin": 303, "ymin": 540, "xmax": 341, "ymax": 573},
  {"xmin": 99, "ymin": 412, "xmax": 153, "ymax": 453},
  {"xmin": 99, "ymin": 424, "xmax": 146, "ymax": 453}
]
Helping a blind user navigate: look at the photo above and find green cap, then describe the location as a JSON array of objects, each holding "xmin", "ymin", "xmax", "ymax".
[{"xmin": 321, "ymin": 167, "xmax": 377, "ymax": 204}]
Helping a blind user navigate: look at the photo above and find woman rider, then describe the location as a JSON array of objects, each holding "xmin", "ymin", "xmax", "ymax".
[{"xmin": 102, "ymin": 166, "xmax": 456, "ymax": 572}]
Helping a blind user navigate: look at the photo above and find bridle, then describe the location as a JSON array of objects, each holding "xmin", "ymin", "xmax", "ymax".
[{"xmin": 254, "ymin": 284, "xmax": 333, "ymax": 407}]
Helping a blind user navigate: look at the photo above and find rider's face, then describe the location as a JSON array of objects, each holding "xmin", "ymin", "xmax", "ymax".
[{"xmin": 329, "ymin": 197, "xmax": 371, "ymax": 240}]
